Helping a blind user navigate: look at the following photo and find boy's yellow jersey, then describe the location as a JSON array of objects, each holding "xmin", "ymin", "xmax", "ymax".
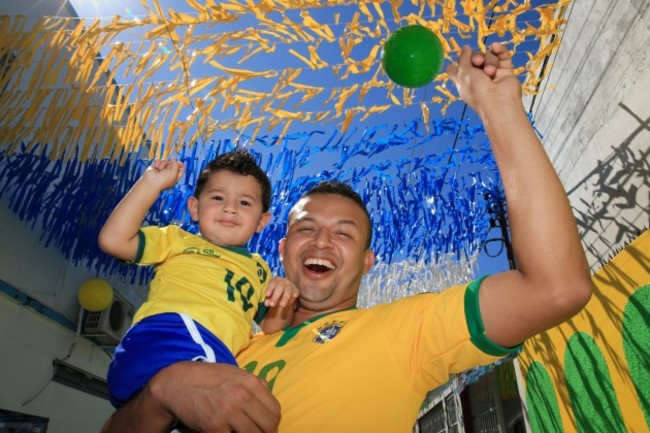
[
  {"xmin": 132, "ymin": 225, "xmax": 270, "ymax": 355},
  {"xmin": 237, "ymin": 278, "xmax": 518, "ymax": 433}
]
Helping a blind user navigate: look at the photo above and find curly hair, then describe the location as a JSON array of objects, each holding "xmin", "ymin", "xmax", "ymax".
[{"xmin": 194, "ymin": 149, "xmax": 271, "ymax": 212}]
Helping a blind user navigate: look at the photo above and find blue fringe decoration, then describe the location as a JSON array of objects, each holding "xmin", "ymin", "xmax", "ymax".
[{"xmin": 0, "ymin": 118, "xmax": 504, "ymax": 280}]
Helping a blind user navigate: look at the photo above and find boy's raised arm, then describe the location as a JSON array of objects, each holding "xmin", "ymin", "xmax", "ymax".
[{"xmin": 98, "ymin": 159, "xmax": 184, "ymax": 261}]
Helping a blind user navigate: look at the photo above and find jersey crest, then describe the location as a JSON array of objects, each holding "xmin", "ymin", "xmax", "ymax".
[
  {"xmin": 313, "ymin": 320, "xmax": 345, "ymax": 344},
  {"xmin": 256, "ymin": 262, "xmax": 268, "ymax": 284}
]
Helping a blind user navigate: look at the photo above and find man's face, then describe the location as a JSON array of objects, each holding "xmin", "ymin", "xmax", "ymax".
[{"xmin": 279, "ymin": 193, "xmax": 374, "ymax": 312}]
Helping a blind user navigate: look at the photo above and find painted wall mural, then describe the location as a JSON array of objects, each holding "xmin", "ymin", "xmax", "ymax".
[{"xmin": 519, "ymin": 229, "xmax": 650, "ymax": 433}]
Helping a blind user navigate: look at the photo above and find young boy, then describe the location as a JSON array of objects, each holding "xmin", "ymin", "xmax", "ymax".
[{"xmin": 98, "ymin": 150, "xmax": 298, "ymax": 409}]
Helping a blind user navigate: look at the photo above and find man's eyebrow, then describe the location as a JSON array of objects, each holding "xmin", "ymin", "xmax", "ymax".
[
  {"xmin": 293, "ymin": 216, "xmax": 360, "ymax": 228},
  {"xmin": 291, "ymin": 215, "xmax": 314, "ymax": 224},
  {"xmin": 336, "ymin": 219, "xmax": 361, "ymax": 229}
]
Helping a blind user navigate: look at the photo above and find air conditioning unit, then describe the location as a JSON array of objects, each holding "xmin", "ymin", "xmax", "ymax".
[{"xmin": 83, "ymin": 292, "xmax": 134, "ymax": 346}]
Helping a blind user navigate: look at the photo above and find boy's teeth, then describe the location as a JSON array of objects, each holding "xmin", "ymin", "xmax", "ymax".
[{"xmin": 304, "ymin": 258, "xmax": 336, "ymax": 269}]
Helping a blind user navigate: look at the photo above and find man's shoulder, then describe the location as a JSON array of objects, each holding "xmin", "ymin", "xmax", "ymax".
[
  {"xmin": 372, "ymin": 284, "xmax": 466, "ymax": 305},
  {"xmin": 366, "ymin": 284, "xmax": 469, "ymax": 316}
]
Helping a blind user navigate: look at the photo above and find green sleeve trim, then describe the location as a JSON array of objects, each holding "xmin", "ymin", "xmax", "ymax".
[
  {"xmin": 133, "ymin": 230, "xmax": 146, "ymax": 263},
  {"xmin": 464, "ymin": 275, "xmax": 523, "ymax": 357},
  {"xmin": 254, "ymin": 303, "xmax": 268, "ymax": 325}
]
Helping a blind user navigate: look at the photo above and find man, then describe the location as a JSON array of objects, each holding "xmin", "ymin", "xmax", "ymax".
[{"xmin": 101, "ymin": 43, "xmax": 592, "ymax": 433}]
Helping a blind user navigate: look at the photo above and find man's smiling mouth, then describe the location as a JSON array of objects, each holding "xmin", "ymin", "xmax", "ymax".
[{"xmin": 304, "ymin": 258, "xmax": 336, "ymax": 273}]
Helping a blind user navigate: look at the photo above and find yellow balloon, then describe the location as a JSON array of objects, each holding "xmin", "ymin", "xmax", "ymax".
[{"xmin": 78, "ymin": 278, "xmax": 114, "ymax": 312}]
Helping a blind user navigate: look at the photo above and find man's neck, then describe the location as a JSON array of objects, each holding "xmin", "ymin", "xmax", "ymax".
[{"xmin": 291, "ymin": 301, "xmax": 357, "ymax": 326}]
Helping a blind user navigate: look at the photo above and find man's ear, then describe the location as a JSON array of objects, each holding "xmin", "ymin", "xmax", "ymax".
[
  {"xmin": 362, "ymin": 249, "xmax": 375, "ymax": 274},
  {"xmin": 278, "ymin": 238, "xmax": 286, "ymax": 261},
  {"xmin": 256, "ymin": 212, "xmax": 272, "ymax": 233},
  {"xmin": 187, "ymin": 196, "xmax": 199, "ymax": 222}
]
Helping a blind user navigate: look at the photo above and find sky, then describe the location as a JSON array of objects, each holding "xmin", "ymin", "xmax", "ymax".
[
  {"xmin": 59, "ymin": 0, "xmax": 533, "ymax": 277},
  {"xmin": 64, "ymin": 0, "xmax": 515, "ymax": 273}
]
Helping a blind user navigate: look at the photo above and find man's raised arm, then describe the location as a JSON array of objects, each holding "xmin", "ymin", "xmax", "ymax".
[{"xmin": 447, "ymin": 43, "xmax": 592, "ymax": 348}]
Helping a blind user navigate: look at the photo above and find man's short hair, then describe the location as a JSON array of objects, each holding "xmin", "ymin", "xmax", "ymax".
[
  {"xmin": 302, "ymin": 181, "xmax": 373, "ymax": 248},
  {"xmin": 194, "ymin": 150, "xmax": 271, "ymax": 212}
]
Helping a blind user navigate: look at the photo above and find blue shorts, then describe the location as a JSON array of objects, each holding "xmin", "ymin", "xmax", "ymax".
[{"xmin": 107, "ymin": 312, "xmax": 237, "ymax": 408}]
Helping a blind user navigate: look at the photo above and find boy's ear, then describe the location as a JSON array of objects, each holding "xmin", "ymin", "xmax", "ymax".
[
  {"xmin": 187, "ymin": 196, "xmax": 199, "ymax": 222},
  {"xmin": 256, "ymin": 212, "xmax": 271, "ymax": 233}
]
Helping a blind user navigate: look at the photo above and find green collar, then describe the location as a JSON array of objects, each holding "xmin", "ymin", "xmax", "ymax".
[{"xmin": 275, "ymin": 306, "xmax": 357, "ymax": 347}]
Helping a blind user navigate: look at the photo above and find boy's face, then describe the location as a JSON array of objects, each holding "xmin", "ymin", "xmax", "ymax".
[{"xmin": 187, "ymin": 170, "xmax": 270, "ymax": 247}]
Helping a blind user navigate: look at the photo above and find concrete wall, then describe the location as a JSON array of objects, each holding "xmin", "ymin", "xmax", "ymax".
[
  {"xmin": 0, "ymin": 152, "xmax": 121, "ymax": 433},
  {"xmin": 0, "ymin": 0, "xmax": 76, "ymax": 16},
  {"xmin": 0, "ymin": 293, "xmax": 113, "ymax": 432},
  {"xmin": 0, "ymin": 2, "xmax": 117, "ymax": 431},
  {"xmin": 526, "ymin": 0, "xmax": 649, "ymax": 272}
]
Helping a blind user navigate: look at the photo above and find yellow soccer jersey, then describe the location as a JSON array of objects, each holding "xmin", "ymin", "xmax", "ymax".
[
  {"xmin": 132, "ymin": 225, "xmax": 270, "ymax": 355},
  {"xmin": 237, "ymin": 278, "xmax": 519, "ymax": 433}
]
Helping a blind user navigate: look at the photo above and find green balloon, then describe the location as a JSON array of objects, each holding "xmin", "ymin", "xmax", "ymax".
[{"xmin": 381, "ymin": 25, "xmax": 444, "ymax": 88}]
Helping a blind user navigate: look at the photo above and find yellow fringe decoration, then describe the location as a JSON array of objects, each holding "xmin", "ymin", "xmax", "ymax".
[{"xmin": 0, "ymin": 0, "xmax": 570, "ymax": 160}]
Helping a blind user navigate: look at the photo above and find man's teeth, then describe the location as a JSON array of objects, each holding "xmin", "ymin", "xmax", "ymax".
[{"xmin": 304, "ymin": 258, "xmax": 336, "ymax": 270}]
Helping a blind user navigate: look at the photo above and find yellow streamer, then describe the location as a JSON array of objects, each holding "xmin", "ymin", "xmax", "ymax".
[{"xmin": 0, "ymin": 0, "xmax": 569, "ymax": 158}]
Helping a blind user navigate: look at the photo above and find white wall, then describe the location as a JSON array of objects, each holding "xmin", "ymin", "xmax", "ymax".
[
  {"xmin": 0, "ymin": 293, "xmax": 113, "ymax": 432},
  {"xmin": 0, "ymin": 0, "xmax": 75, "ymax": 16},
  {"xmin": 0, "ymin": 171, "xmax": 137, "ymax": 433},
  {"xmin": 0, "ymin": 2, "xmax": 125, "ymax": 431},
  {"xmin": 526, "ymin": 0, "xmax": 649, "ymax": 272},
  {"xmin": 0, "ymin": 197, "xmax": 118, "ymax": 432},
  {"xmin": 0, "ymin": 198, "xmax": 95, "ymax": 320}
]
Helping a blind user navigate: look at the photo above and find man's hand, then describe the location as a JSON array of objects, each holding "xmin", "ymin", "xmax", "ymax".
[
  {"xmin": 102, "ymin": 362, "xmax": 280, "ymax": 433},
  {"xmin": 446, "ymin": 43, "xmax": 522, "ymax": 117}
]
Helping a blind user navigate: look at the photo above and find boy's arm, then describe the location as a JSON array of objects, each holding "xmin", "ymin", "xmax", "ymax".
[
  {"xmin": 98, "ymin": 159, "xmax": 184, "ymax": 261},
  {"xmin": 259, "ymin": 277, "xmax": 299, "ymax": 334},
  {"xmin": 447, "ymin": 44, "xmax": 592, "ymax": 348}
]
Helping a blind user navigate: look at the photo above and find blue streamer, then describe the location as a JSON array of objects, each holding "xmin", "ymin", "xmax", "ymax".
[{"xmin": 0, "ymin": 117, "xmax": 503, "ymax": 280}]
